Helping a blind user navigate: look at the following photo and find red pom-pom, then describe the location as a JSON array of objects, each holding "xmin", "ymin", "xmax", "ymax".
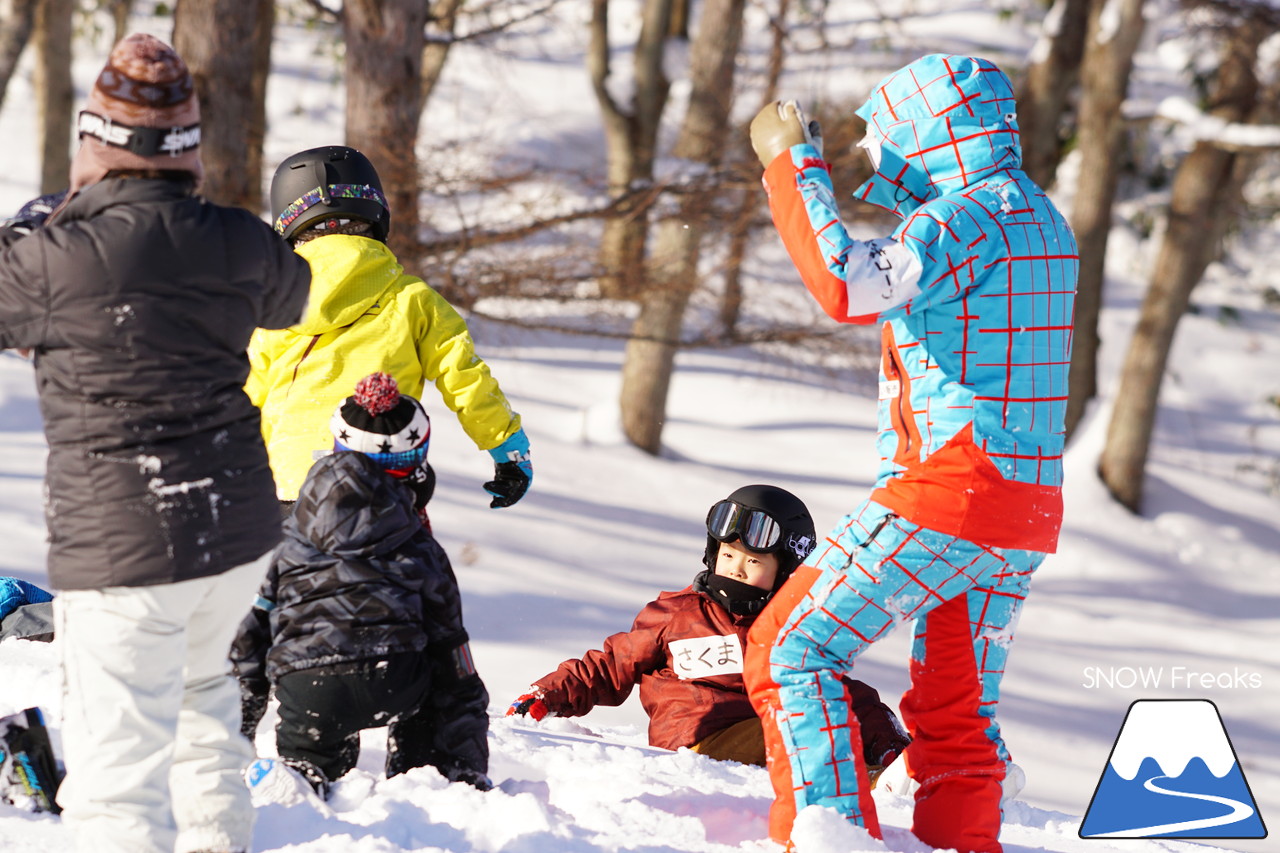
[{"xmin": 353, "ymin": 372, "xmax": 400, "ymax": 416}]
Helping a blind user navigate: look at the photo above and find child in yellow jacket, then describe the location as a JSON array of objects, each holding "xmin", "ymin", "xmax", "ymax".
[{"xmin": 249, "ymin": 145, "xmax": 531, "ymax": 510}]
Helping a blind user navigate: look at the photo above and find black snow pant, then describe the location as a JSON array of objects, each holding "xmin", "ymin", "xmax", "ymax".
[{"xmin": 274, "ymin": 646, "xmax": 489, "ymax": 785}]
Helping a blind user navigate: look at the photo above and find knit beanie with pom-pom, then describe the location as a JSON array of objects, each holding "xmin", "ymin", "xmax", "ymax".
[{"xmin": 330, "ymin": 373, "xmax": 431, "ymax": 473}]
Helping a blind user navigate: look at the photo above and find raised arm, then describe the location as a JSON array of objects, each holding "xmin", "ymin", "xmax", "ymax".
[{"xmin": 751, "ymin": 101, "xmax": 922, "ymax": 325}]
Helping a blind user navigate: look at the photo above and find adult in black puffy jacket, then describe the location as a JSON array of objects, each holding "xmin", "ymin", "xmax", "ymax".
[
  {"xmin": 231, "ymin": 375, "xmax": 490, "ymax": 798},
  {"xmin": 0, "ymin": 34, "xmax": 310, "ymax": 853}
]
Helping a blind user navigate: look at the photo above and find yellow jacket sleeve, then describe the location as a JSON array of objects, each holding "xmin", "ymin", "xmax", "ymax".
[{"xmin": 411, "ymin": 286, "xmax": 521, "ymax": 452}]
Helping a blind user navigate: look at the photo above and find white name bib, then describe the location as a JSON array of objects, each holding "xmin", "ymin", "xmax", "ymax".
[{"xmin": 669, "ymin": 634, "xmax": 743, "ymax": 679}]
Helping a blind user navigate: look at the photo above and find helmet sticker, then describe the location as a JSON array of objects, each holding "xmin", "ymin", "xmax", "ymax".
[
  {"xmin": 274, "ymin": 183, "xmax": 388, "ymax": 235},
  {"xmin": 788, "ymin": 532, "xmax": 815, "ymax": 562}
]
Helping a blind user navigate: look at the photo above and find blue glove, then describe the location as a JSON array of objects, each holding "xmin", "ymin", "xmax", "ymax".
[
  {"xmin": 485, "ymin": 428, "xmax": 531, "ymax": 509},
  {"xmin": 0, "ymin": 577, "xmax": 55, "ymax": 621},
  {"xmin": 3, "ymin": 190, "xmax": 68, "ymax": 234}
]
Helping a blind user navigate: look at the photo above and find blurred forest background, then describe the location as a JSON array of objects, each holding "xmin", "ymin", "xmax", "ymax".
[{"xmin": 2, "ymin": 0, "xmax": 1278, "ymax": 515}]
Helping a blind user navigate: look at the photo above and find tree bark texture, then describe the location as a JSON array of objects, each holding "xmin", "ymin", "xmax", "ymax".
[
  {"xmin": 589, "ymin": 0, "xmax": 674, "ymax": 299},
  {"xmin": 620, "ymin": 0, "xmax": 747, "ymax": 454},
  {"xmin": 0, "ymin": 0, "xmax": 37, "ymax": 115},
  {"xmin": 343, "ymin": 0, "xmax": 430, "ymax": 263},
  {"xmin": 1015, "ymin": 0, "xmax": 1090, "ymax": 190},
  {"xmin": 248, "ymin": 0, "xmax": 274, "ymax": 212},
  {"xmin": 1063, "ymin": 0, "xmax": 1146, "ymax": 440},
  {"xmin": 669, "ymin": 0, "xmax": 690, "ymax": 38},
  {"xmin": 1099, "ymin": 11, "xmax": 1270, "ymax": 512},
  {"xmin": 35, "ymin": 0, "xmax": 73, "ymax": 194},
  {"xmin": 174, "ymin": 0, "xmax": 271, "ymax": 211},
  {"xmin": 108, "ymin": 0, "xmax": 134, "ymax": 45}
]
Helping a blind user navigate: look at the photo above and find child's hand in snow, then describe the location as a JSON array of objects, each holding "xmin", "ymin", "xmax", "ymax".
[{"xmin": 507, "ymin": 691, "xmax": 553, "ymax": 721}]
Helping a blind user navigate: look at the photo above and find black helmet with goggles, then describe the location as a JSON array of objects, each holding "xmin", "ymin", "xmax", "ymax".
[{"xmin": 700, "ymin": 484, "xmax": 816, "ymax": 589}]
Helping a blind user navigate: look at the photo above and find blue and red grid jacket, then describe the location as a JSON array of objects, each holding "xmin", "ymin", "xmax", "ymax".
[{"xmin": 763, "ymin": 54, "xmax": 1079, "ymax": 553}]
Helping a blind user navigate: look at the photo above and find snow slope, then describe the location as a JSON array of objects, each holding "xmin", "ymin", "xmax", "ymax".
[{"xmin": 0, "ymin": 1, "xmax": 1277, "ymax": 851}]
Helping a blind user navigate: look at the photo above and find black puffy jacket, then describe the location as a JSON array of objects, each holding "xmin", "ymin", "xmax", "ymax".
[
  {"xmin": 231, "ymin": 451, "xmax": 474, "ymax": 690},
  {"xmin": 0, "ymin": 177, "xmax": 311, "ymax": 589}
]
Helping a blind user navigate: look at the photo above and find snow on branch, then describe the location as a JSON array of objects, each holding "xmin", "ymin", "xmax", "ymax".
[{"xmin": 1156, "ymin": 95, "xmax": 1280, "ymax": 150}]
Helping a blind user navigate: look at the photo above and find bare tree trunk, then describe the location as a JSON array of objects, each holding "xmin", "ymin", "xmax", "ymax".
[
  {"xmin": 717, "ymin": 193, "xmax": 754, "ymax": 336},
  {"xmin": 247, "ymin": 0, "xmax": 274, "ymax": 212},
  {"xmin": 35, "ymin": 0, "xmax": 73, "ymax": 194},
  {"xmin": 419, "ymin": 0, "xmax": 463, "ymax": 114},
  {"xmin": 1016, "ymin": 0, "xmax": 1090, "ymax": 190},
  {"xmin": 107, "ymin": 0, "xmax": 134, "ymax": 44},
  {"xmin": 1099, "ymin": 10, "xmax": 1272, "ymax": 512},
  {"xmin": 720, "ymin": 0, "xmax": 790, "ymax": 336},
  {"xmin": 174, "ymin": 0, "xmax": 270, "ymax": 211},
  {"xmin": 620, "ymin": 0, "xmax": 747, "ymax": 454},
  {"xmin": 0, "ymin": 0, "xmax": 38, "ymax": 114},
  {"xmin": 590, "ymin": 0, "xmax": 675, "ymax": 298},
  {"xmin": 1063, "ymin": 0, "xmax": 1146, "ymax": 440},
  {"xmin": 669, "ymin": 0, "xmax": 690, "ymax": 37},
  {"xmin": 343, "ymin": 0, "xmax": 430, "ymax": 263}
]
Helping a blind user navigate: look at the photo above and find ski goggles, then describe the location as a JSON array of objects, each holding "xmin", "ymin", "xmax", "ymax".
[
  {"xmin": 706, "ymin": 500, "xmax": 782, "ymax": 553},
  {"xmin": 274, "ymin": 183, "xmax": 388, "ymax": 235}
]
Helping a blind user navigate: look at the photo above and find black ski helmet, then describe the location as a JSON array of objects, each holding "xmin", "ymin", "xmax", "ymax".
[
  {"xmin": 701, "ymin": 484, "xmax": 817, "ymax": 588},
  {"xmin": 270, "ymin": 145, "xmax": 390, "ymax": 243}
]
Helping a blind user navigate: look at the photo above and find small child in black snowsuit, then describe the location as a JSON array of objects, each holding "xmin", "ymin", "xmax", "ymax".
[{"xmin": 230, "ymin": 373, "xmax": 490, "ymax": 797}]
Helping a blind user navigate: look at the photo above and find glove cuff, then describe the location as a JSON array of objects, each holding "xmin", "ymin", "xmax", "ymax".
[{"xmin": 488, "ymin": 428, "xmax": 530, "ymax": 465}]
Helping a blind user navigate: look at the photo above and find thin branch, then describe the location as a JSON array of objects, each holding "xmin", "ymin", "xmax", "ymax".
[
  {"xmin": 418, "ymin": 164, "xmax": 763, "ymax": 257},
  {"xmin": 421, "ymin": 188, "xmax": 657, "ymax": 254},
  {"xmin": 297, "ymin": 0, "xmax": 340, "ymax": 21},
  {"xmin": 428, "ymin": 0, "xmax": 566, "ymax": 45},
  {"xmin": 463, "ymin": 303, "xmax": 859, "ymax": 348}
]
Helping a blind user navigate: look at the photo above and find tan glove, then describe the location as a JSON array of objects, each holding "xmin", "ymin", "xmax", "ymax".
[{"xmin": 749, "ymin": 100, "xmax": 823, "ymax": 169}]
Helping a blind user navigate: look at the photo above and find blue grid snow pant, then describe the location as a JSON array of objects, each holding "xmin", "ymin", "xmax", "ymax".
[{"xmin": 745, "ymin": 499, "xmax": 1042, "ymax": 853}]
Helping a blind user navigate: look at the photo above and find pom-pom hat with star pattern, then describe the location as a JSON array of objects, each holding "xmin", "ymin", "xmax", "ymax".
[{"xmin": 330, "ymin": 373, "xmax": 430, "ymax": 471}]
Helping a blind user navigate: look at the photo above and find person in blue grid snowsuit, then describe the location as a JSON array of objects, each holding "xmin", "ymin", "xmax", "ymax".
[{"xmin": 742, "ymin": 54, "xmax": 1078, "ymax": 853}]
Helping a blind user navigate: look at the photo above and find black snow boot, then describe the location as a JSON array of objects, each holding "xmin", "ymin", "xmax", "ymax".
[
  {"xmin": 281, "ymin": 756, "xmax": 332, "ymax": 800},
  {"xmin": 439, "ymin": 760, "xmax": 493, "ymax": 791}
]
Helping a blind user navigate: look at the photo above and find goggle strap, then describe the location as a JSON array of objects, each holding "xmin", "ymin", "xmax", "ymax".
[
  {"xmin": 274, "ymin": 183, "xmax": 388, "ymax": 235},
  {"xmin": 77, "ymin": 110, "xmax": 200, "ymax": 158}
]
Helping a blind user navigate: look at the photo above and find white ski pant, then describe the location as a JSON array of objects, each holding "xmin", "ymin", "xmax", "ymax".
[{"xmin": 54, "ymin": 551, "xmax": 272, "ymax": 853}]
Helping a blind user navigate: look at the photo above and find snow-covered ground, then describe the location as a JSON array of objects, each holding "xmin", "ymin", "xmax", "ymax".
[{"xmin": 0, "ymin": 2, "xmax": 1277, "ymax": 852}]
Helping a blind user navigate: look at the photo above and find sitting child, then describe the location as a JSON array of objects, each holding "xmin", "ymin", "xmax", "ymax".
[
  {"xmin": 231, "ymin": 373, "xmax": 490, "ymax": 798},
  {"xmin": 508, "ymin": 485, "xmax": 910, "ymax": 776}
]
